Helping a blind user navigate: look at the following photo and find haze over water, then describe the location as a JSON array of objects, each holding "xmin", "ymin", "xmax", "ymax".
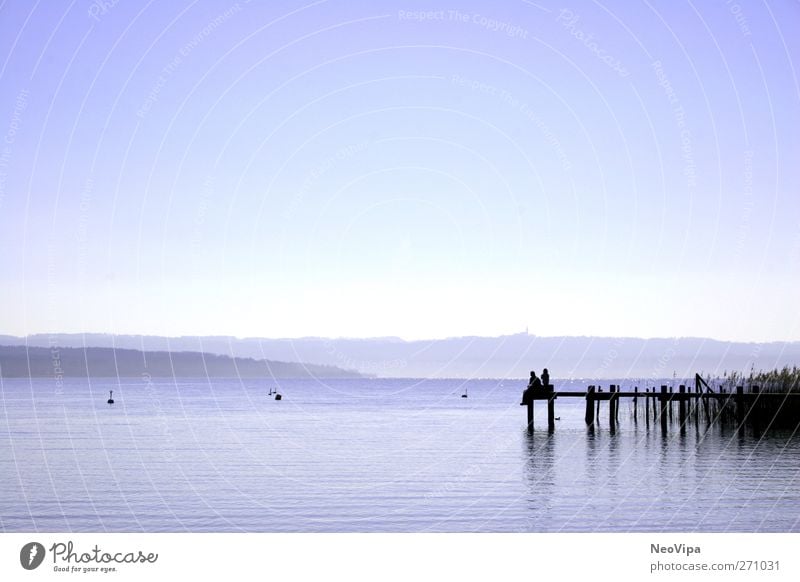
[{"xmin": 2, "ymin": 378, "xmax": 798, "ymax": 532}]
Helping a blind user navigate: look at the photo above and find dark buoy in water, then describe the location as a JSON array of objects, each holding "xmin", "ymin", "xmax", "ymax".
[
  {"xmin": 274, "ymin": 393, "xmax": 282, "ymax": 401},
  {"xmin": 107, "ymin": 390, "xmax": 114, "ymax": 404},
  {"xmin": 461, "ymin": 387, "xmax": 468, "ymax": 398}
]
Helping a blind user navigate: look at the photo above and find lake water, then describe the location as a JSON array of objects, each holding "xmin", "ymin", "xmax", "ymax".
[{"xmin": 1, "ymin": 377, "xmax": 799, "ymax": 532}]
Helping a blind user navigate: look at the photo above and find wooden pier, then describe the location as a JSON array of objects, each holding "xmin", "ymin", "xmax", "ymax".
[{"xmin": 521, "ymin": 374, "xmax": 800, "ymax": 432}]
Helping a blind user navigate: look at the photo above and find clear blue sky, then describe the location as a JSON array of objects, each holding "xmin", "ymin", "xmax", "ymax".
[{"xmin": 1, "ymin": 0, "xmax": 798, "ymax": 341}]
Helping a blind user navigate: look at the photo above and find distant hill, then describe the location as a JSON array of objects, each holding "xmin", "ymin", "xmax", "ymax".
[
  {"xmin": 0, "ymin": 345, "xmax": 362, "ymax": 379},
  {"xmin": 2, "ymin": 333, "xmax": 799, "ymax": 379}
]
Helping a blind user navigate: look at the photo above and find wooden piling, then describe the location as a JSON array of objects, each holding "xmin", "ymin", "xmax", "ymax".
[
  {"xmin": 547, "ymin": 384, "xmax": 556, "ymax": 432},
  {"xmin": 585, "ymin": 385, "xmax": 595, "ymax": 425},
  {"xmin": 596, "ymin": 388, "xmax": 601, "ymax": 419},
  {"xmin": 679, "ymin": 385, "xmax": 687, "ymax": 432},
  {"xmin": 736, "ymin": 385, "xmax": 744, "ymax": 427},
  {"xmin": 752, "ymin": 385, "xmax": 761, "ymax": 434},
  {"xmin": 645, "ymin": 388, "xmax": 650, "ymax": 428},
  {"xmin": 668, "ymin": 387, "xmax": 674, "ymax": 422},
  {"xmin": 526, "ymin": 399, "xmax": 534, "ymax": 432},
  {"xmin": 633, "ymin": 387, "xmax": 638, "ymax": 422},
  {"xmin": 660, "ymin": 386, "xmax": 668, "ymax": 432},
  {"xmin": 609, "ymin": 385, "xmax": 617, "ymax": 429},
  {"xmin": 653, "ymin": 388, "xmax": 658, "ymax": 422},
  {"xmin": 687, "ymin": 384, "xmax": 693, "ymax": 417}
]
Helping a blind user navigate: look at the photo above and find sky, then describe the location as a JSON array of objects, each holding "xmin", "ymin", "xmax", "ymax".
[{"xmin": 0, "ymin": 0, "xmax": 799, "ymax": 342}]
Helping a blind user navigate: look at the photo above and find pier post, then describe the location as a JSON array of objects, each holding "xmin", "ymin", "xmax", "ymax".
[
  {"xmin": 596, "ymin": 388, "xmax": 602, "ymax": 419},
  {"xmin": 527, "ymin": 397, "xmax": 534, "ymax": 432},
  {"xmin": 679, "ymin": 385, "xmax": 686, "ymax": 426},
  {"xmin": 736, "ymin": 385, "xmax": 744, "ymax": 427},
  {"xmin": 645, "ymin": 388, "xmax": 650, "ymax": 428},
  {"xmin": 721, "ymin": 386, "xmax": 729, "ymax": 428},
  {"xmin": 660, "ymin": 386, "xmax": 668, "ymax": 432},
  {"xmin": 585, "ymin": 385, "xmax": 595, "ymax": 425},
  {"xmin": 686, "ymin": 383, "xmax": 692, "ymax": 417},
  {"xmin": 609, "ymin": 385, "xmax": 617, "ymax": 429},
  {"xmin": 653, "ymin": 388, "xmax": 658, "ymax": 422},
  {"xmin": 668, "ymin": 387, "xmax": 674, "ymax": 422},
  {"xmin": 633, "ymin": 387, "xmax": 638, "ymax": 422},
  {"xmin": 752, "ymin": 385, "xmax": 761, "ymax": 434},
  {"xmin": 547, "ymin": 385, "xmax": 556, "ymax": 432},
  {"xmin": 694, "ymin": 383, "xmax": 700, "ymax": 424}
]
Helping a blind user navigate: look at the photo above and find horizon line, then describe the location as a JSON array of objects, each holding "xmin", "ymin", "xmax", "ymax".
[{"xmin": 2, "ymin": 331, "xmax": 800, "ymax": 345}]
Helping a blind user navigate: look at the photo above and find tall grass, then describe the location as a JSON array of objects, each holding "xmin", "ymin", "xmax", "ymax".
[{"xmin": 703, "ymin": 366, "xmax": 800, "ymax": 430}]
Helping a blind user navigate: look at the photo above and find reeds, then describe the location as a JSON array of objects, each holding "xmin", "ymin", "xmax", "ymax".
[{"xmin": 703, "ymin": 366, "xmax": 800, "ymax": 430}]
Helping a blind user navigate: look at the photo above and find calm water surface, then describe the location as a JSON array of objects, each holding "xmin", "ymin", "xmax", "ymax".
[{"xmin": 1, "ymin": 377, "xmax": 799, "ymax": 532}]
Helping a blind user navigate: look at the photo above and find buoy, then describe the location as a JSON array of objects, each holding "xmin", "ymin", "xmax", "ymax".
[
  {"xmin": 274, "ymin": 393, "xmax": 282, "ymax": 401},
  {"xmin": 461, "ymin": 388, "xmax": 468, "ymax": 398},
  {"xmin": 107, "ymin": 390, "xmax": 114, "ymax": 404}
]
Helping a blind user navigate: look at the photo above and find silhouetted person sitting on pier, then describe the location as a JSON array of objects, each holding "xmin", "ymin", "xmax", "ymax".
[
  {"xmin": 541, "ymin": 368, "xmax": 550, "ymax": 389},
  {"xmin": 530, "ymin": 371, "xmax": 542, "ymax": 392},
  {"xmin": 521, "ymin": 370, "xmax": 543, "ymax": 405}
]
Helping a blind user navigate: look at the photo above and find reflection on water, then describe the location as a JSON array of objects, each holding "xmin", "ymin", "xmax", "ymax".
[{"xmin": 1, "ymin": 378, "xmax": 798, "ymax": 532}]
